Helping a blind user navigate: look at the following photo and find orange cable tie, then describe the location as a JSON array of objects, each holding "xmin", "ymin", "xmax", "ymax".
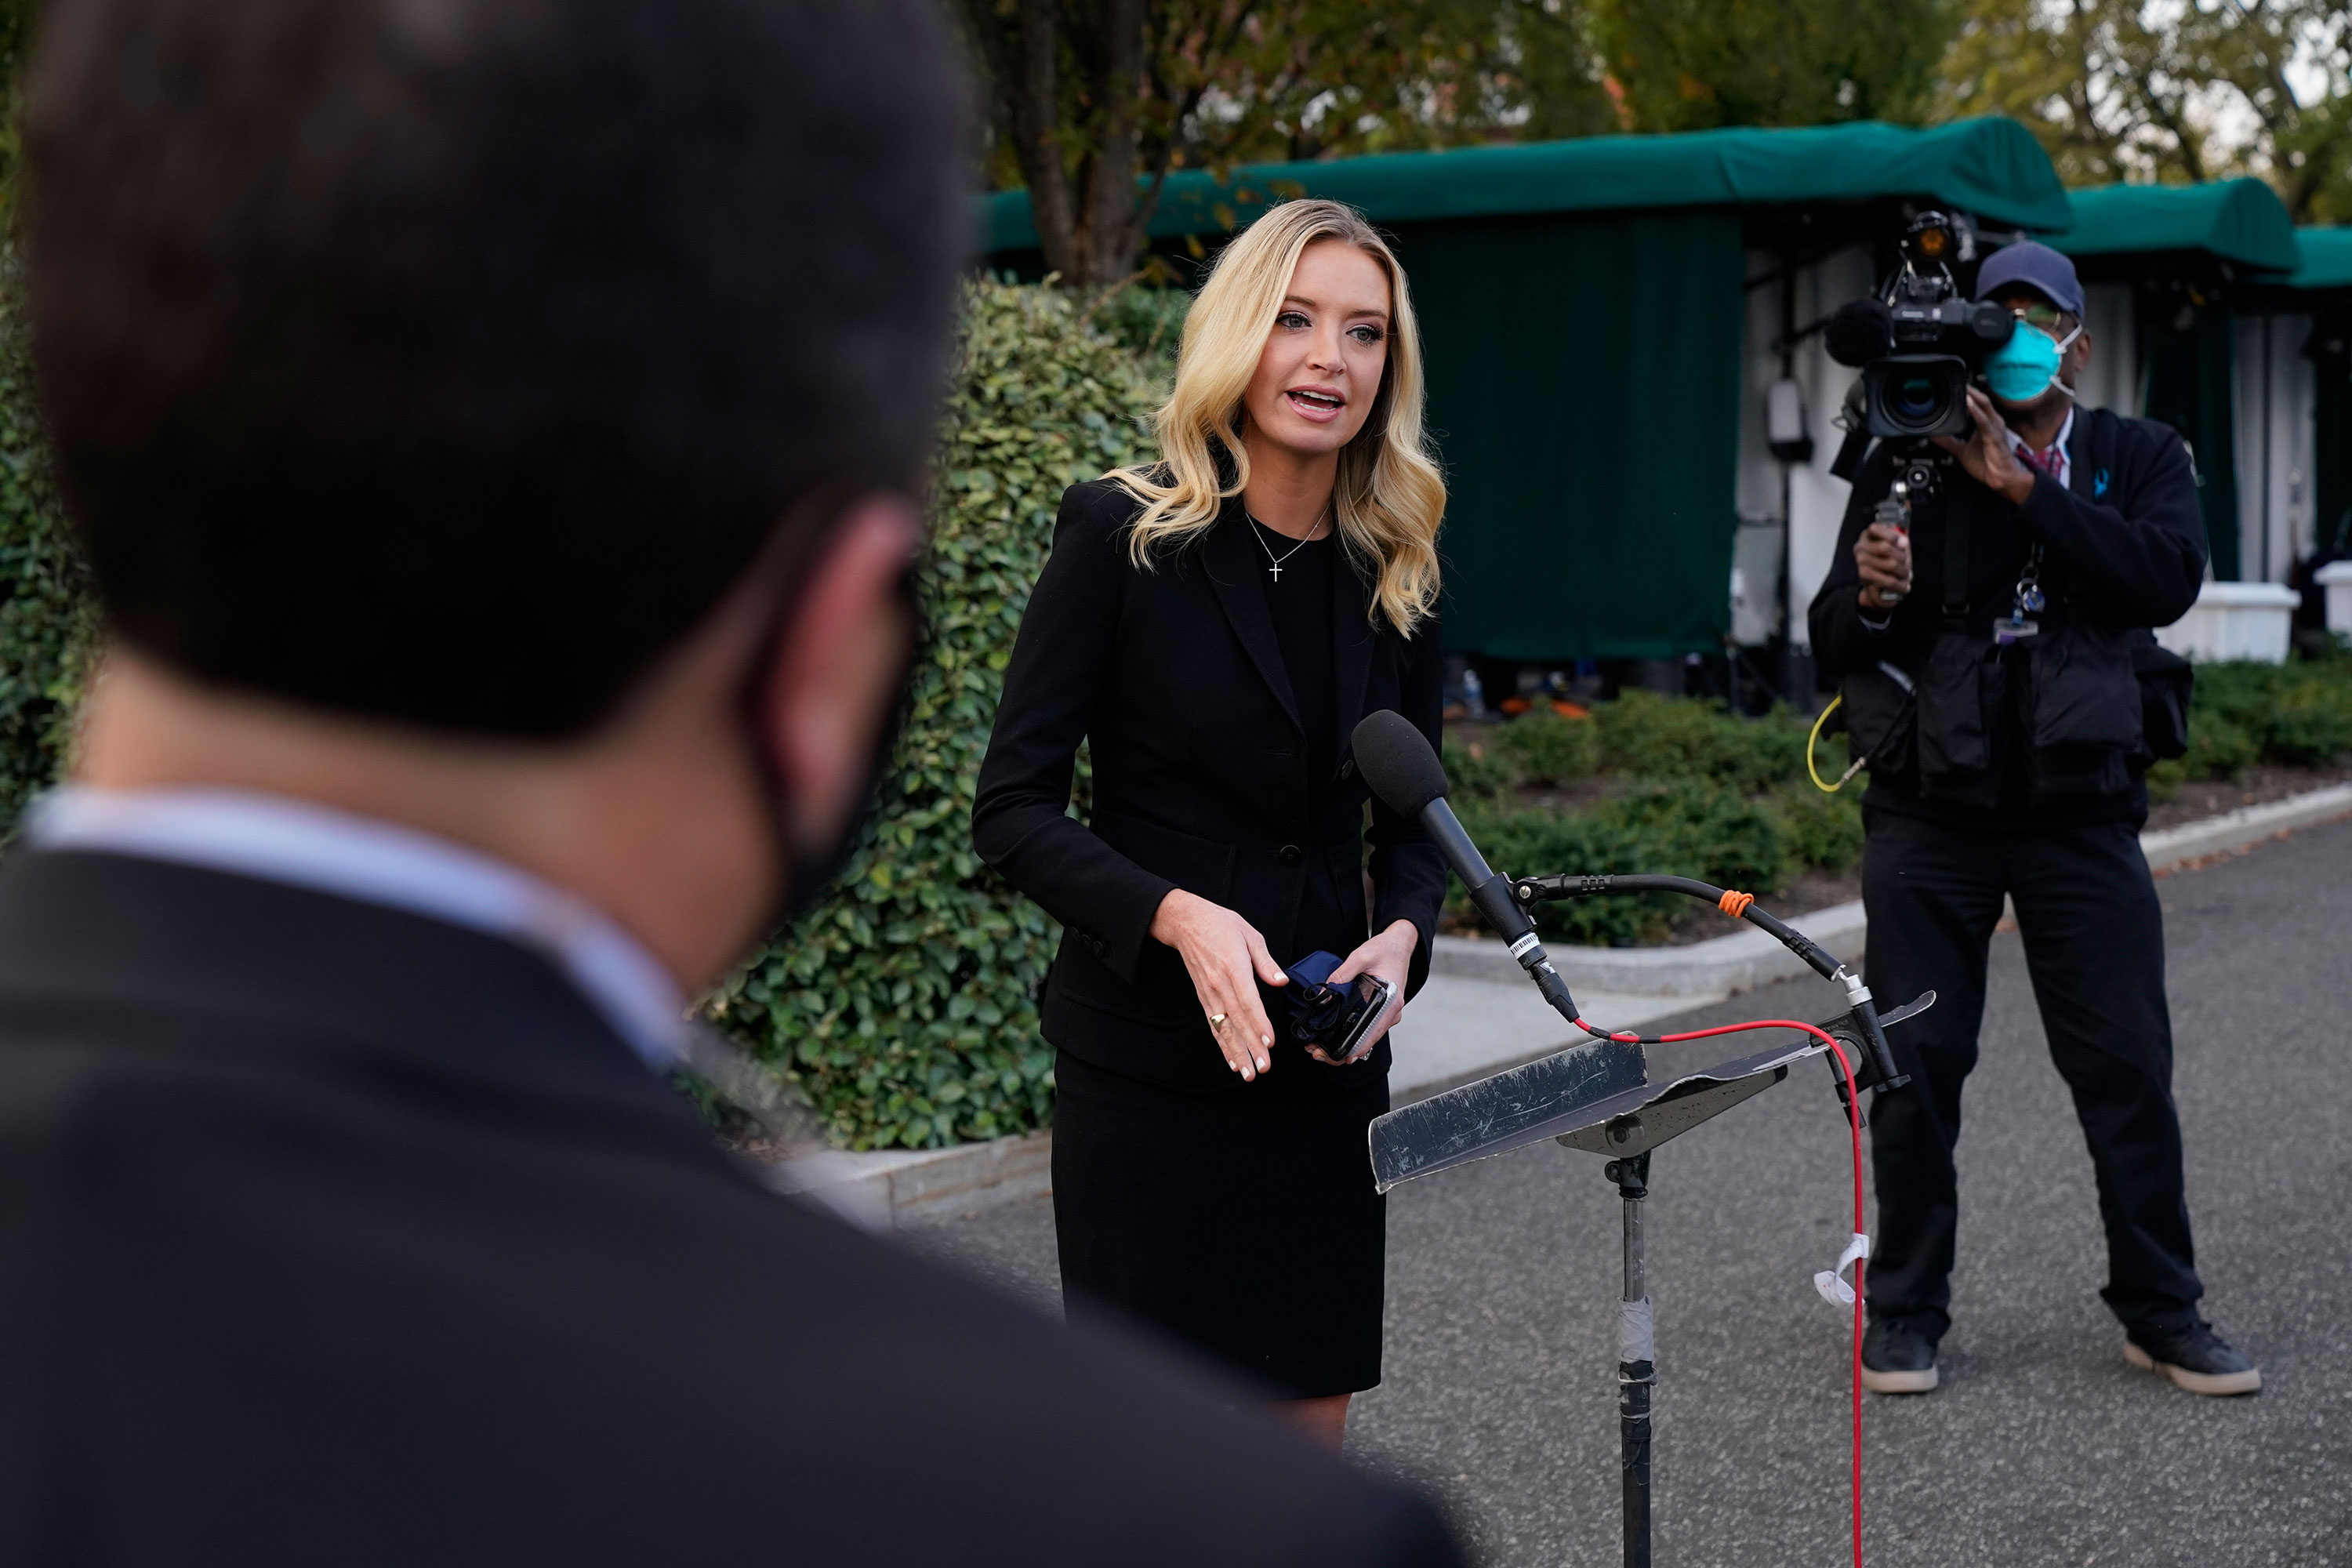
[{"xmin": 1718, "ymin": 889, "xmax": 1755, "ymax": 920}]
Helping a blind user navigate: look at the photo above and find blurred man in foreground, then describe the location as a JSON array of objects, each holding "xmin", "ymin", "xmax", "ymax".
[{"xmin": 0, "ymin": 2, "xmax": 1464, "ymax": 1562}]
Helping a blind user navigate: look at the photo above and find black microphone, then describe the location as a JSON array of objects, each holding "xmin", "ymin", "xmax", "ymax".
[
  {"xmin": 1351, "ymin": 710, "xmax": 1584, "ymax": 1026},
  {"xmin": 1824, "ymin": 298, "xmax": 1893, "ymax": 368}
]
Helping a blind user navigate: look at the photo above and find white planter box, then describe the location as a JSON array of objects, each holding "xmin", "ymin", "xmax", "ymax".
[
  {"xmin": 2154, "ymin": 580, "xmax": 2301, "ymax": 664},
  {"xmin": 2314, "ymin": 560, "xmax": 2352, "ymax": 636}
]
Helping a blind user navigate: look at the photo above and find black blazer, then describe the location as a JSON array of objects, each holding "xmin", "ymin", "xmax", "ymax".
[
  {"xmin": 0, "ymin": 848, "xmax": 1462, "ymax": 1566},
  {"xmin": 973, "ymin": 479, "xmax": 1448, "ymax": 1093}
]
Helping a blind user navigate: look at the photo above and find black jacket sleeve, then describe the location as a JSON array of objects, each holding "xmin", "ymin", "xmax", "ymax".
[
  {"xmin": 1367, "ymin": 615, "xmax": 1449, "ymax": 1001},
  {"xmin": 1807, "ymin": 444, "xmax": 1896, "ymax": 684},
  {"xmin": 2019, "ymin": 422, "xmax": 2205, "ymax": 626},
  {"xmin": 971, "ymin": 485, "xmax": 1174, "ymax": 987}
]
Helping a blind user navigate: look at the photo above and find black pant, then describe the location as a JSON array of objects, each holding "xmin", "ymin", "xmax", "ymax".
[{"xmin": 1860, "ymin": 811, "xmax": 2201, "ymax": 1339}]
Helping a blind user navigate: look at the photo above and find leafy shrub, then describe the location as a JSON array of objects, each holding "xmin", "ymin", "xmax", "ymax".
[
  {"xmin": 1766, "ymin": 783, "xmax": 1865, "ymax": 871},
  {"xmin": 1441, "ymin": 733, "xmax": 1519, "ymax": 800},
  {"xmin": 1084, "ymin": 284, "xmax": 1190, "ymax": 365},
  {"xmin": 1592, "ymin": 689, "xmax": 1809, "ymax": 793},
  {"xmin": 1451, "ymin": 796, "xmax": 1661, "ymax": 946},
  {"xmin": 2182, "ymin": 712, "xmax": 2260, "ymax": 779},
  {"xmin": 0, "ymin": 269, "xmax": 96, "ymax": 833},
  {"xmin": 1454, "ymin": 781, "xmax": 1791, "ymax": 946},
  {"xmin": 2144, "ymin": 655, "xmax": 2352, "ymax": 795},
  {"xmin": 706, "ymin": 279, "xmax": 1163, "ymax": 1149},
  {"xmin": 1494, "ymin": 706, "xmax": 1599, "ymax": 785},
  {"xmin": 1607, "ymin": 781, "xmax": 1788, "ymax": 895},
  {"xmin": 2259, "ymin": 677, "xmax": 2352, "ymax": 766}
]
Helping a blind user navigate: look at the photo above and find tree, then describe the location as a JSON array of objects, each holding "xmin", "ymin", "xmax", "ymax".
[
  {"xmin": 951, "ymin": 0, "xmax": 1613, "ymax": 289},
  {"xmin": 1939, "ymin": 0, "xmax": 2352, "ymax": 223},
  {"xmin": 1592, "ymin": 0, "xmax": 1959, "ymax": 132},
  {"xmin": 0, "ymin": 0, "xmax": 28, "ymax": 226}
]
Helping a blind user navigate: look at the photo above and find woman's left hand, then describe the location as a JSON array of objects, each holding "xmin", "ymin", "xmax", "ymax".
[{"xmin": 1312, "ymin": 920, "xmax": 1418, "ymax": 1065}]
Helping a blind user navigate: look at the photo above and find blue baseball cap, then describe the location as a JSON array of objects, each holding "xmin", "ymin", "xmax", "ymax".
[{"xmin": 1974, "ymin": 241, "xmax": 2083, "ymax": 318}]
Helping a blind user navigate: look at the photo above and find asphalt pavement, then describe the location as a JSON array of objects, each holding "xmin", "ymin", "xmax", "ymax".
[{"xmin": 907, "ymin": 817, "xmax": 2352, "ymax": 1566}]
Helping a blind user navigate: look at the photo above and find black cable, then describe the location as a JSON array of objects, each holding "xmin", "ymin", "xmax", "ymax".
[{"xmin": 1510, "ymin": 872, "xmax": 1908, "ymax": 1091}]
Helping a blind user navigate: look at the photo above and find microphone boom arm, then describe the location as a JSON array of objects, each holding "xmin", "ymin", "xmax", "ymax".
[{"xmin": 1509, "ymin": 873, "xmax": 1909, "ymax": 1094}]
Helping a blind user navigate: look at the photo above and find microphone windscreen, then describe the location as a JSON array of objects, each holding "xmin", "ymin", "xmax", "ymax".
[
  {"xmin": 1352, "ymin": 710, "xmax": 1448, "ymax": 815},
  {"xmin": 1824, "ymin": 299, "xmax": 1893, "ymax": 368}
]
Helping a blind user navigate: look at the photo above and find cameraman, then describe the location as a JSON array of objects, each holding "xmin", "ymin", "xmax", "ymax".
[{"xmin": 1809, "ymin": 242, "xmax": 2259, "ymax": 1399}]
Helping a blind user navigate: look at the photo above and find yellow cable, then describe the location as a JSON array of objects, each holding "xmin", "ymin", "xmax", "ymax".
[{"xmin": 1806, "ymin": 693, "xmax": 1847, "ymax": 793}]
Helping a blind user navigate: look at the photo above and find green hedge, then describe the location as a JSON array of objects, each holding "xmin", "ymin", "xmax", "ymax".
[
  {"xmin": 0, "ymin": 273, "xmax": 96, "ymax": 829},
  {"xmin": 2148, "ymin": 651, "xmax": 2352, "ymax": 797},
  {"xmin": 1443, "ymin": 697, "xmax": 1863, "ymax": 946},
  {"xmin": 705, "ymin": 280, "xmax": 1164, "ymax": 1148}
]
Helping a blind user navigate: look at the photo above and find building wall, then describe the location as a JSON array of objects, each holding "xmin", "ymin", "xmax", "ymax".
[
  {"xmin": 2234, "ymin": 312, "xmax": 2317, "ymax": 583},
  {"xmin": 1733, "ymin": 244, "xmax": 1875, "ymax": 649},
  {"xmin": 2073, "ymin": 282, "xmax": 2141, "ymax": 415}
]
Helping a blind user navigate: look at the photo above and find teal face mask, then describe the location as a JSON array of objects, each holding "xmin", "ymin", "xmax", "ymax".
[{"xmin": 1984, "ymin": 320, "xmax": 2080, "ymax": 404}]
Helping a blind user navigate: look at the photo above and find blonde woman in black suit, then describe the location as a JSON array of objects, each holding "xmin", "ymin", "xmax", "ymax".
[{"xmin": 975, "ymin": 199, "xmax": 1448, "ymax": 1447}]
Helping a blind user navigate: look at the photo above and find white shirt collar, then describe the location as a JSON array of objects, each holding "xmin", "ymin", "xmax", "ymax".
[
  {"xmin": 2008, "ymin": 404, "xmax": 2076, "ymax": 488},
  {"xmin": 22, "ymin": 786, "xmax": 688, "ymax": 1072}
]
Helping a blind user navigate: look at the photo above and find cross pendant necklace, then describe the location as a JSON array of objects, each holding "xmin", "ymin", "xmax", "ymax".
[{"xmin": 1248, "ymin": 510, "xmax": 1327, "ymax": 583}]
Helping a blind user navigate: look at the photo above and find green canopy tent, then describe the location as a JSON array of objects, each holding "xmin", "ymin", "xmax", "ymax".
[
  {"xmin": 2051, "ymin": 180, "xmax": 2302, "ymax": 581},
  {"xmin": 2285, "ymin": 226, "xmax": 2352, "ymax": 292},
  {"xmin": 979, "ymin": 119, "xmax": 2069, "ymax": 670}
]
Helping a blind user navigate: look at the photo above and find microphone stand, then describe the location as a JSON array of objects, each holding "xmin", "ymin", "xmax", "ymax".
[
  {"xmin": 1368, "ymin": 878, "xmax": 1933, "ymax": 1568},
  {"xmin": 1610, "ymin": 1149, "xmax": 1655, "ymax": 1566}
]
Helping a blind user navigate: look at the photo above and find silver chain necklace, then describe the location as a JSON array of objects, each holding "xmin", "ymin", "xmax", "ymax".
[{"xmin": 1247, "ymin": 511, "xmax": 1328, "ymax": 583}]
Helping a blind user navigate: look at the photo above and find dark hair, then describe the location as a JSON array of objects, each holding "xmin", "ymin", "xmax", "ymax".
[{"xmin": 24, "ymin": 0, "xmax": 968, "ymax": 738}]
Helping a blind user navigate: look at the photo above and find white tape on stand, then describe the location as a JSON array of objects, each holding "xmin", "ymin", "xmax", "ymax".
[
  {"xmin": 1813, "ymin": 1232, "xmax": 1870, "ymax": 1307},
  {"xmin": 1618, "ymin": 1296, "xmax": 1656, "ymax": 1364}
]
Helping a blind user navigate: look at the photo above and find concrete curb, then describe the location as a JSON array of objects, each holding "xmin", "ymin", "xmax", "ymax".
[
  {"xmin": 2139, "ymin": 782, "xmax": 2352, "ymax": 872},
  {"xmin": 772, "ymin": 781, "xmax": 2352, "ymax": 1226},
  {"xmin": 1431, "ymin": 901, "xmax": 1869, "ymax": 996},
  {"xmin": 769, "ymin": 1131, "xmax": 1051, "ymax": 1232}
]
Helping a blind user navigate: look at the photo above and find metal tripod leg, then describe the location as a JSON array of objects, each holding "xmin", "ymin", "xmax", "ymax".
[{"xmin": 1606, "ymin": 1152, "xmax": 1654, "ymax": 1568}]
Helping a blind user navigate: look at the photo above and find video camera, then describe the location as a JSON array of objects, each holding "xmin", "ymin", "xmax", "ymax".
[{"xmin": 1826, "ymin": 211, "xmax": 2015, "ymax": 443}]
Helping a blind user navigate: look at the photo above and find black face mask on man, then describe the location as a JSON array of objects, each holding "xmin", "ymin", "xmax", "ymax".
[{"xmin": 745, "ymin": 547, "xmax": 924, "ymax": 929}]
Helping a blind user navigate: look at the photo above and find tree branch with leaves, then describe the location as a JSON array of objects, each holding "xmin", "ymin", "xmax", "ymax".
[{"xmin": 953, "ymin": 0, "xmax": 1610, "ymax": 289}]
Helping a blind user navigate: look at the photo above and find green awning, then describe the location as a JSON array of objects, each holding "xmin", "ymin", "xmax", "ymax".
[
  {"xmin": 978, "ymin": 118, "xmax": 2071, "ymax": 256},
  {"xmin": 2285, "ymin": 226, "xmax": 2352, "ymax": 291},
  {"xmin": 2050, "ymin": 179, "xmax": 2299, "ymax": 272}
]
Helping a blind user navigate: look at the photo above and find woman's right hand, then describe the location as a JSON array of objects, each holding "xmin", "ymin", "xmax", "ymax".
[{"xmin": 1149, "ymin": 888, "xmax": 1287, "ymax": 1080}]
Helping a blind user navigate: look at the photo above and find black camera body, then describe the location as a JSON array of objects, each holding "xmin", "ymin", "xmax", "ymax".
[{"xmin": 1827, "ymin": 212, "xmax": 2015, "ymax": 441}]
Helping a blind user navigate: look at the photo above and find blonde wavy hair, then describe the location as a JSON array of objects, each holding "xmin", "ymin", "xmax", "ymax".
[{"xmin": 1111, "ymin": 199, "xmax": 1445, "ymax": 636}]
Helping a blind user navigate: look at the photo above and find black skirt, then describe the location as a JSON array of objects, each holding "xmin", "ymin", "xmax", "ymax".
[{"xmin": 1050, "ymin": 1046, "xmax": 1388, "ymax": 1400}]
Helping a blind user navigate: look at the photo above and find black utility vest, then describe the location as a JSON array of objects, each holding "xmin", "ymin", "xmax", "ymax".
[{"xmin": 1841, "ymin": 422, "xmax": 2188, "ymax": 810}]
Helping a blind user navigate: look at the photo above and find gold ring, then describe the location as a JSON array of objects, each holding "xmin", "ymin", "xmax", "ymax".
[{"xmin": 1208, "ymin": 1012, "xmax": 1229, "ymax": 1031}]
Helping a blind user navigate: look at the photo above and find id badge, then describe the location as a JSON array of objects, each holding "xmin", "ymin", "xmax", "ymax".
[{"xmin": 1994, "ymin": 615, "xmax": 2039, "ymax": 645}]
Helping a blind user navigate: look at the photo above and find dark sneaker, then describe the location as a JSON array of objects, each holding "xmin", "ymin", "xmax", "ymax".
[
  {"xmin": 1860, "ymin": 1320, "xmax": 1939, "ymax": 1394},
  {"xmin": 2124, "ymin": 1321, "xmax": 2262, "ymax": 1396}
]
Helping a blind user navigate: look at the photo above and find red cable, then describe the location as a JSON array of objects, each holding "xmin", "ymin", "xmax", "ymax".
[{"xmin": 1582, "ymin": 1015, "xmax": 1867, "ymax": 1568}]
